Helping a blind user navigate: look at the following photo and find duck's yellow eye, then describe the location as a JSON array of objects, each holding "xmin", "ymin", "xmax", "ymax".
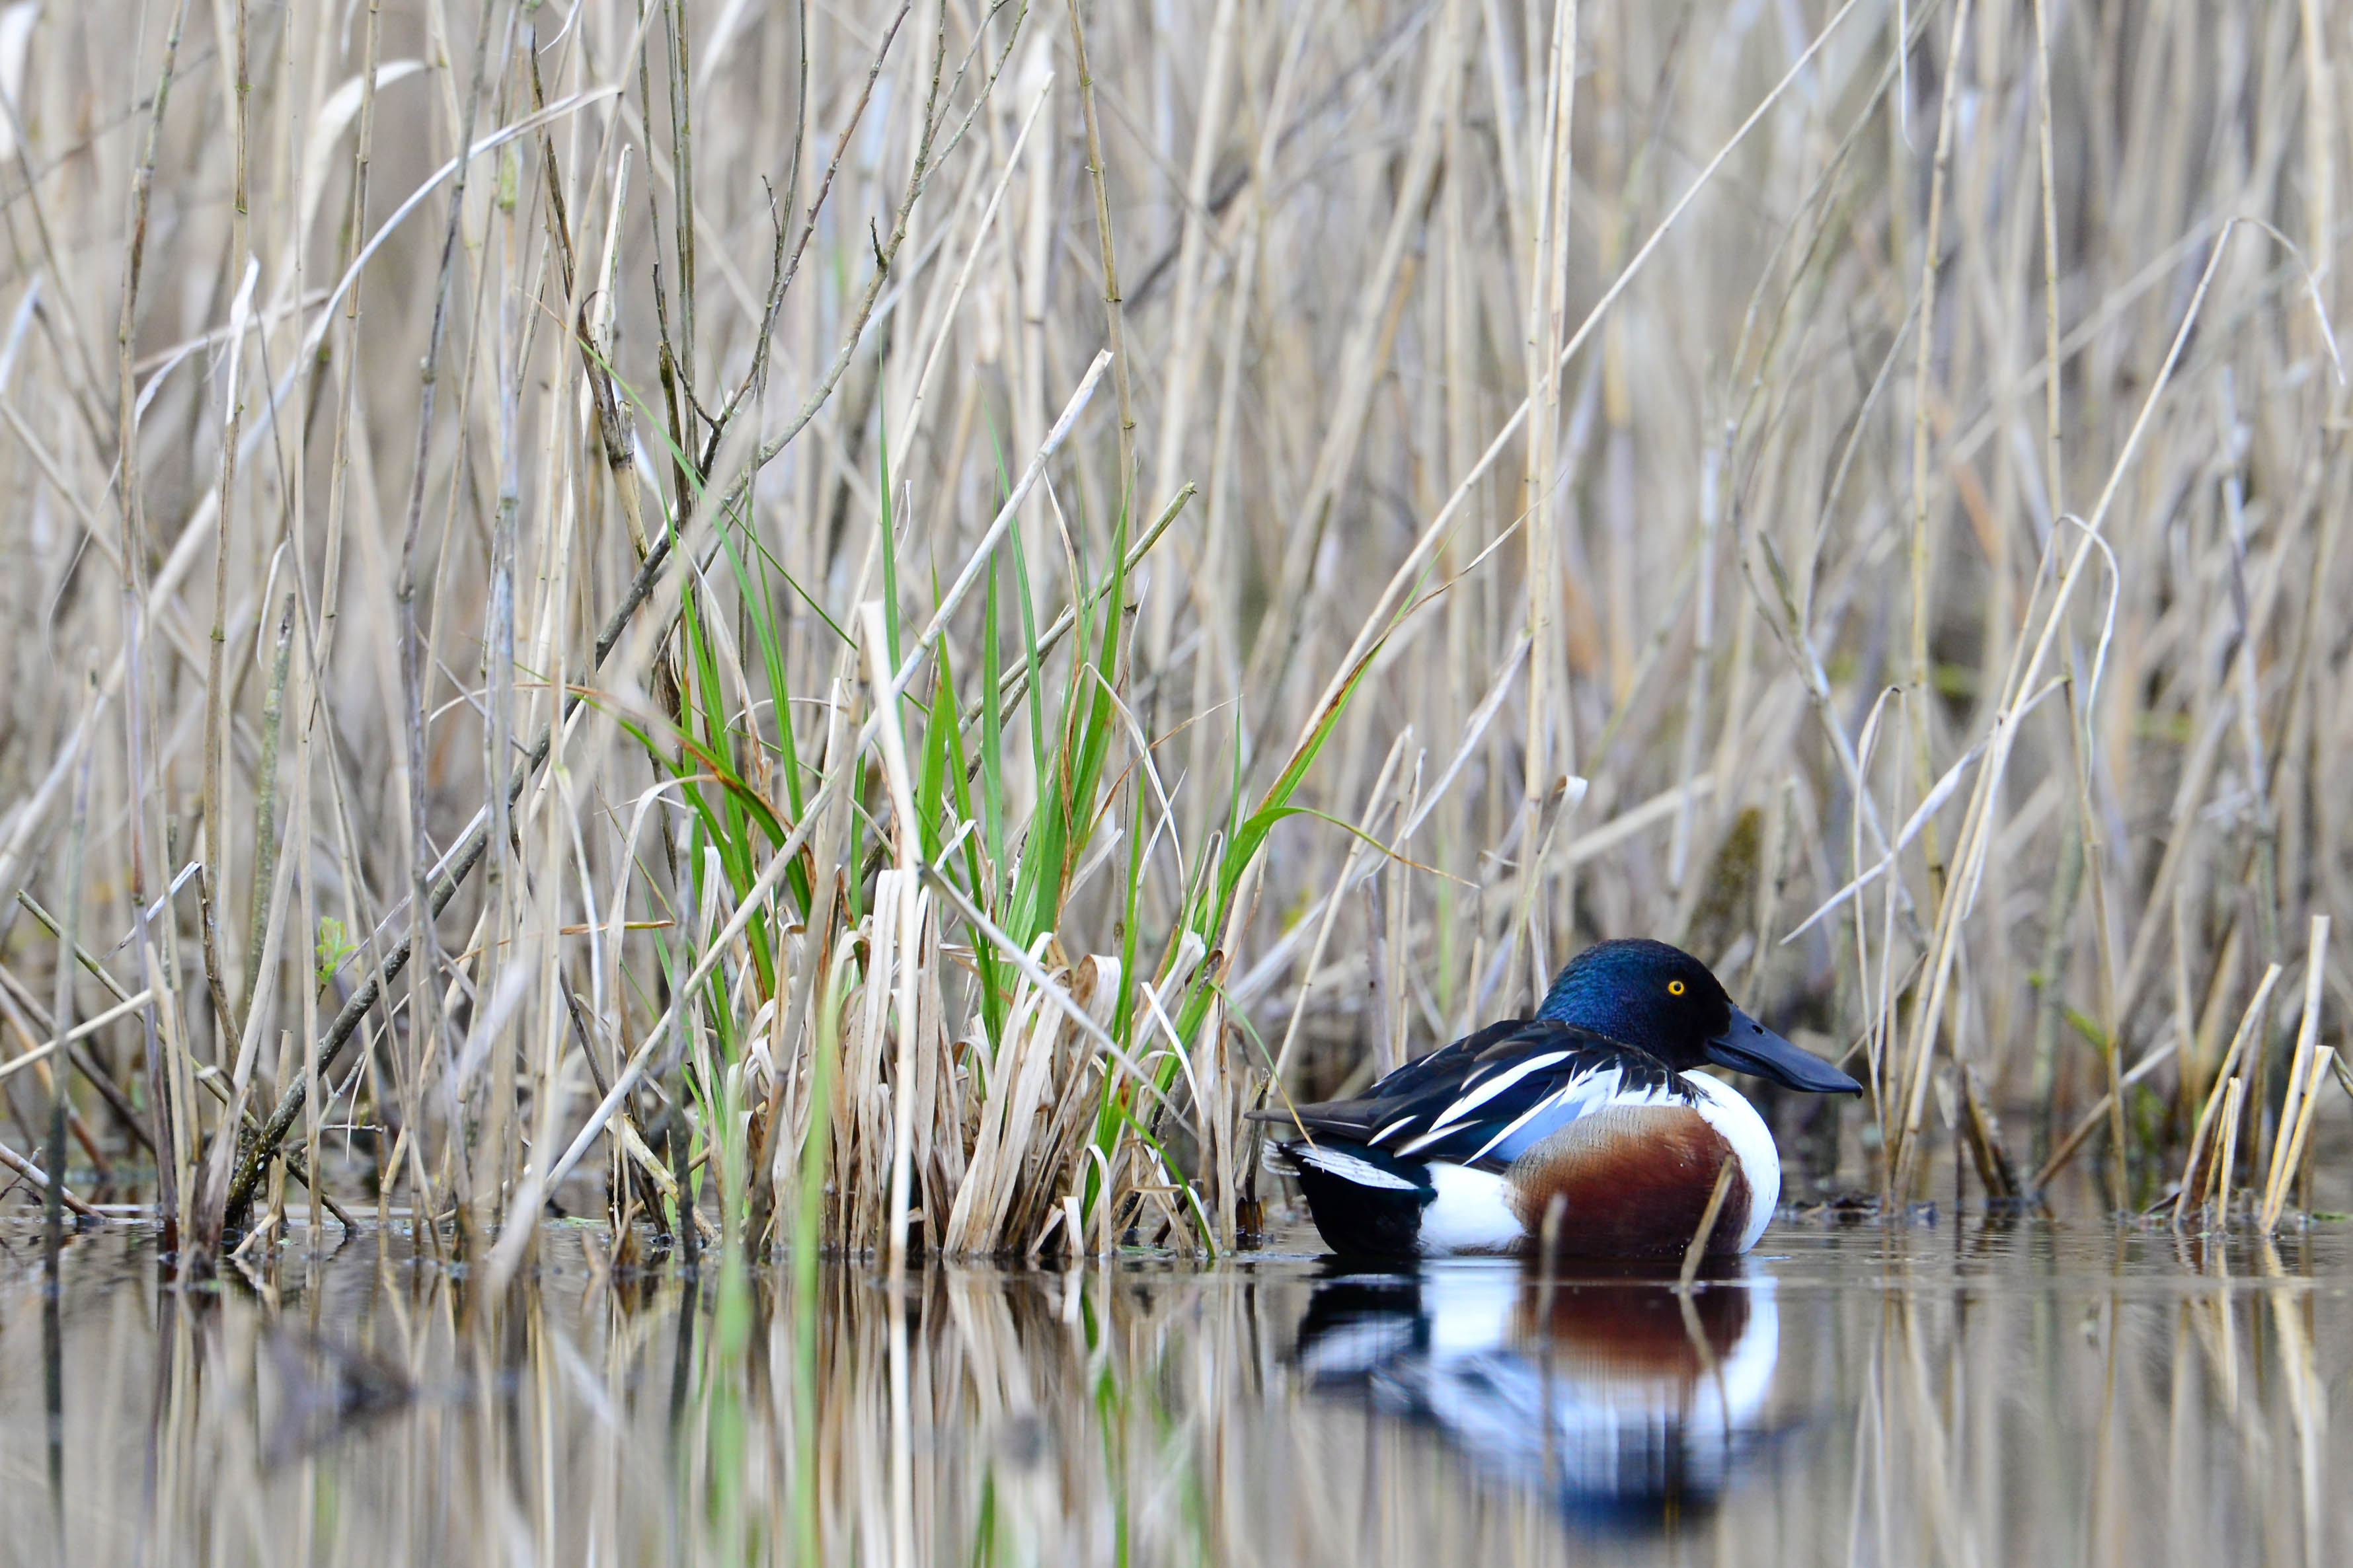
[{"xmin": 1668, "ymin": 979, "xmax": 1686, "ymax": 996}]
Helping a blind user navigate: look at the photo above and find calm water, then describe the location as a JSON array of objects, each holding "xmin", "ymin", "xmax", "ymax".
[{"xmin": 3, "ymin": 1213, "xmax": 2346, "ymax": 1566}]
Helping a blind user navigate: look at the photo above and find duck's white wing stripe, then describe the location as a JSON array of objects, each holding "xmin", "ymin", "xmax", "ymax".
[
  {"xmin": 1393, "ymin": 1063, "xmax": 1600, "ymax": 1161},
  {"xmin": 1295, "ymin": 1144, "xmax": 1422, "ymax": 1191},
  {"xmin": 1369, "ymin": 1115, "xmax": 1416, "ymax": 1146},
  {"xmin": 1462, "ymin": 1088, "xmax": 1571, "ymax": 1165},
  {"xmin": 1407, "ymin": 1051, "xmax": 1574, "ymax": 1140},
  {"xmin": 1464, "ymin": 1073, "xmax": 1606, "ymax": 1164},
  {"xmin": 1462, "ymin": 1068, "xmax": 1690, "ymax": 1166}
]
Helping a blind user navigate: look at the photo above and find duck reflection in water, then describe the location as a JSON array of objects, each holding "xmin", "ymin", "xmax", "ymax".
[{"xmin": 1291, "ymin": 1259, "xmax": 1781, "ymax": 1530}]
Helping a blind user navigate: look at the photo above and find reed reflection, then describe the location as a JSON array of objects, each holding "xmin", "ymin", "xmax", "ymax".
[
  {"xmin": 9, "ymin": 1226, "xmax": 2348, "ymax": 1566},
  {"xmin": 1292, "ymin": 1259, "xmax": 1779, "ymax": 1529}
]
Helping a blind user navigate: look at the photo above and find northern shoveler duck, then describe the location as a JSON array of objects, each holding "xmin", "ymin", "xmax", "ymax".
[
  {"xmin": 1256, "ymin": 938, "xmax": 1861, "ymax": 1258},
  {"xmin": 1293, "ymin": 1261, "xmax": 1783, "ymax": 1526}
]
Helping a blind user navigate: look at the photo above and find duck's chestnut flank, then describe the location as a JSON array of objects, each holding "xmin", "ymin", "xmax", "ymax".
[
  {"xmin": 1502, "ymin": 1102, "xmax": 1750, "ymax": 1259},
  {"xmin": 1253, "ymin": 938, "xmax": 1861, "ymax": 1259}
]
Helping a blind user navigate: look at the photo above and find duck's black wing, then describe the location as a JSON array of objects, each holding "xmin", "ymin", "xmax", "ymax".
[
  {"xmin": 1254, "ymin": 1016, "xmax": 1531, "ymax": 1141},
  {"xmin": 1251, "ymin": 1019, "xmax": 1691, "ymax": 1172}
]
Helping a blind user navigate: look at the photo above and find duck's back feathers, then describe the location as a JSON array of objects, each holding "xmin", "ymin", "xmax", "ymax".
[{"xmin": 1256, "ymin": 1020, "xmax": 1693, "ymax": 1174}]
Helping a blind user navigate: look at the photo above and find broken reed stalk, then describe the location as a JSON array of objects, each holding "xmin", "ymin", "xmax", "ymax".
[
  {"xmin": 2174, "ymin": 963, "xmax": 2282, "ymax": 1228},
  {"xmin": 2212, "ymin": 1077, "xmax": 2247, "ymax": 1222},
  {"xmin": 0, "ymin": 989, "xmax": 153, "ymax": 1080},
  {"xmin": 2269, "ymin": 1049, "xmax": 2335, "ymax": 1230},
  {"xmin": 0, "ymin": 1140, "xmax": 100, "ymax": 1222},
  {"xmin": 1958, "ymin": 1063, "xmax": 2019, "ymax": 1201},
  {"xmin": 1679, "ymin": 1157, "xmax": 1738, "ymax": 1290},
  {"xmin": 2258, "ymin": 916, "xmax": 2329, "ymax": 1231}
]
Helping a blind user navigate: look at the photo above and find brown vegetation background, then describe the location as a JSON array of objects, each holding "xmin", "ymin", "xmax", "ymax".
[{"xmin": 0, "ymin": 0, "xmax": 2344, "ymax": 1260}]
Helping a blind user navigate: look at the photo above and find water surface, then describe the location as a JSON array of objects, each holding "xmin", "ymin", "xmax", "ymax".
[{"xmin": 3, "ymin": 1214, "xmax": 2345, "ymax": 1565}]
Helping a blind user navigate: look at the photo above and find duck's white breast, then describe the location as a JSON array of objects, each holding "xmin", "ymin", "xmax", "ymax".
[{"xmin": 1681, "ymin": 1072, "xmax": 1781, "ymax": 1252}]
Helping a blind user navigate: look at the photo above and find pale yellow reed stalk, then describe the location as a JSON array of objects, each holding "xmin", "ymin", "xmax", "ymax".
[{"xmin": 2259, "ymin": 917, "xmax": 2330, "ymax": 1230}]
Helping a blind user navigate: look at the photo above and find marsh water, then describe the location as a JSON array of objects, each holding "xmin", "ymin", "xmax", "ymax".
[{"xmin": 3, "ymin": 1213, "xmax": 2346, "ymax": 1566}]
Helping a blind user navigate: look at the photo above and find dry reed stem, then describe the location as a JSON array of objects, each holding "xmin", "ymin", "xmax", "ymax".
[
  {"xmin": 1677, "ymin": 1154, "xmax": 1736, "ymax": 1290},
  {"xmin": 2174, "ymin": 963, "xmax": 2282, "ymax": 1230},
  {"xmin": 2258, "ymin": 916, "xmax": 2331, "ymax": 1231},
  {"xmin": 2214, "ymin": 1078, "xmax": 2247, "ymax": 1223},
  {"xmin": 860, "ymin": 601, "xmax": 925, "ymax": 1273}
]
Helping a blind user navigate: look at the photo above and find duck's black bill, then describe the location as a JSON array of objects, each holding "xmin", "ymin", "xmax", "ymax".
[{"xmin": 1705, "ymin": 1008, "xmax": 1863, "ymax": 1094}]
